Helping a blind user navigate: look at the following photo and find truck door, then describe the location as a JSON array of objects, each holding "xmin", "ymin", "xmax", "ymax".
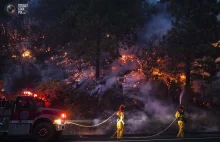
[
  {"xmin": 9, "ymin": 97, "xmax": 37, "ymax": 135},
  {"xmin": 0, "ymin": 100, "xmax": 14, "ymax": 133}
]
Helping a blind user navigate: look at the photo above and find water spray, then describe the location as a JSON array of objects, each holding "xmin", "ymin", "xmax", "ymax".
[{"xmin": 179, "ymin": 86, "xmax": 185, "ymax": 105}]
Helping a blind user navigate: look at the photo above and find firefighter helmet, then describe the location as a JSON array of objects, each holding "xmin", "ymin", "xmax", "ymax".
[
  {"xmin": 119, "ymin": 104, "xmax": 125, "ymax": 111},
  {"xmin": 0, "ymin": 96, "xmax": 6, "ymax": 100},
  {"xmin": 178, "ymin": 104, "xmax": 184, "ymax": 110}
]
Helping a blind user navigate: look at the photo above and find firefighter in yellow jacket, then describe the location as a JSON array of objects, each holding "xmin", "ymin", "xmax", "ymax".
[
  {"xmin": 175, "ymin": 104, "xmax": 187, "ymax": 138},
  {"xmin": 116, "ymin": 105, "xmax": 125, "ymax": 139}
]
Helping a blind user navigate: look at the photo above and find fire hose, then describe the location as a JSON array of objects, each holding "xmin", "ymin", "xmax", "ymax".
[
  {"xmin": 111, "ymin": 118, "xmax": 177, "ymax": 139},
  {"xmin": 65, "ymin": 112, "xmax": 177, "ymax": 139},
  {"xmin": 65, "ymin": 112, "xmax": 116, "ymax": 127}
]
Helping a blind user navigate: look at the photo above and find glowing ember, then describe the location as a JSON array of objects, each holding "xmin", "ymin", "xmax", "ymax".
[
  {"xmin": 120, "ymin": 55, "xmax": 135, "ymax": 64},
  {"xmin": 12, "ymin": 55, "xmax": 17, "ymax": 58},
  {"xmin": 212, "ymin": 40, "xmax": 220, "ymax": 48},
  {"xmin": 112, "ymin": 66, "xmax": 117, "ymax": 70},
  {"xmin": 215, "ymin": 57, "xmax": 220, "ymax": 63},
  {"xmin": 22, "ymin": 50, "xmax": 31, "ymax": 58},
  {"xmin": 180, "ymin": 74, "xmax": 186, "ymax": 80},
  {"xmin": 153, "ymin": 69, "xmax": 160, "ymax": 75}
]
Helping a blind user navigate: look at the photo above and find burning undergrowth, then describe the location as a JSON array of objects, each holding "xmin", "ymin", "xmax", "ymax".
[
  {"xmin": 3, "ymin": 37, "xmax": 220, "ymax": 135},
  {"xmin": 51, "ymin": 44, "xmax": 220, "ymax": 135},
  {"xmin": 3, "ymin": 19, "xmax": 220, "ymax": 135},
  {"xmin": 64, "ymin": 79, "xmax": 220, "ymax": 135},
  {"xmin": 95, "ymin": 84, "xmax": 220, "ymax": 135}
]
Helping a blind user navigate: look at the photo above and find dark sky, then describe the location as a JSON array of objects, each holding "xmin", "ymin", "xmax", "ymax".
[{"xmin": 0, "ymin": 0, "xmax": 10, "ymax": 18}]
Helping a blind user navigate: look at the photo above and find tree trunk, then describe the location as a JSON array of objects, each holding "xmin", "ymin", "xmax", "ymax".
[
  {"xmin": 96, "ymin": 37, "xmax": 101, "ymax": 79},
  {"xmin": 4, "ymin": 21, "xmax": 8, "ymax": 50},
  {"xmin": 116, "ymin": 35, "xmax": 121, "ymax": 58},
  {"xmin": 21, "ymin": 63, "xmax": 25, "ymax": 77},
  {"xmin": 185, "ymin": 55, "xmax": 191, "ymax": 88},
  {"xmin": 183, "ymin": 54, "xmax": 191, "ymax": 110},
  {"xmin": 0, "ymin": 27, "xmax": 2, "ymax": 48}
]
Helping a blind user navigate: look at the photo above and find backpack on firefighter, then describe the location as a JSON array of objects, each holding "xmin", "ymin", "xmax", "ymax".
[
  {"xmin": 177, "ymin": 110, "xmax": 187, "ymax": 123},
  {"xmin": 176, "ymin": 104, "xmax": 187, "ymax": 123}
]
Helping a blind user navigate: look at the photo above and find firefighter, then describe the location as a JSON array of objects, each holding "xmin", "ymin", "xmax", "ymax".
[
  {"xmin": 175, "ymin": 104, "xmax": 187, "ymax": 138},
  {"xmin": 116, "ymin": 104, "xmax": 125, "ymax": 139},
  {"xmin": 0, "ymin": 96, "xmax": 6, "ymax": 106},
  {"xmin": 0, "ymin": 96, "xmax": 5, "ymax": 101}
]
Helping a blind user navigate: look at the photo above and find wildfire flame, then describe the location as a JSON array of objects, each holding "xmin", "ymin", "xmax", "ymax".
[
  {"xmin": 12, "ymin": 55, "xmax": 17, "ymax": 58},
  {"xmin": 180, "ymin": 74, "xmax": 186, "ymax": 80},
  {"xmin": 212, "ymin": 40, "xmax": 220, "ymax": 48},
  {"xmin": 49, "ymin": 47, "xmax": 186, "ymax": 90},
  {"xmin": 120, "ymin": 55, "xmax": 135, "ymax": 64},
  {"xmin": 22, "ymin": 50, "xmax": 32, "ymax": 58}
]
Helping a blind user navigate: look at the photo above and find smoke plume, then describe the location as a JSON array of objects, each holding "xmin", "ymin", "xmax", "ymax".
[
  {"xmin": 139, "ymin": 1, "xmax": 173, "ymax": 42},
  {"xmin": 217, "ymin": 14, "xmax": 220, "ymax": 22}
]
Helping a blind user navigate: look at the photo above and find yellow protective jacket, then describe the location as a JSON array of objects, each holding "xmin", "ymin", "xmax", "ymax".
[
  {"xmin": 175, "ymin": 110, "xmax": 186, "ymax": 122},
  {"xmin": 117, "ymin": 111, "xmax": 125, "ymax": 125},
  {"xmin": 116, "ymin": 111, "xmax": 124, "ymax": 139}
]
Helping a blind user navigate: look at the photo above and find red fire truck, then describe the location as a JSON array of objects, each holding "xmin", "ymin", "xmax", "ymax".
[{"xmin": 0, "ymin": 91, "xmax": 66, "ymax": 142}]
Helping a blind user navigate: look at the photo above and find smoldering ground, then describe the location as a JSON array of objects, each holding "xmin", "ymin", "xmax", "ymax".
[
  {"xmin": 122, "ymin": 83, "xmax": 220, "ymax": 134},
  {"xmin": 64, "ymin": 77, "xmax": 220, "ymax": 135}
]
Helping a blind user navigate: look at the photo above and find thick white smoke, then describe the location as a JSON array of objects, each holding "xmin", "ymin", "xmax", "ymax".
[
  {"xmin": 122, "ymin": 81, "xmax": 177, "ymax": 134},
  {"xmin": 217, "ymin": 14, "xmax": 220, "ymax": 22},
  {"xmin": 148, "ymin": 0, "xmax": 160, "ymax": 4},
  {"xmin": 140, "ymin": 1, "xmax": 173, "ymax": 42},
  {"xmin": 143, "ymin": 13, "xmax": 172, "ymax": 41},
  {"xmin": 65, "ymin": 79, "xmax": 220, "ymax": 135},
  {"xmin": 82, "ymin": 79, "xmax": 220, "ymax": 135}
]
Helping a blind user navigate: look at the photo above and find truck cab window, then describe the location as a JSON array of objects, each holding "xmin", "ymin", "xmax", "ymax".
[
  {"xmin": 35, "ymin": 98, "xmax": 45, "ymax": 108},
  {"xmin": 28, "ymin": 98, "xmax": 36, "ymax": 109},
  {"xmin": 16, "ymin": 97, "xmax": 30, "ymax": 109}
]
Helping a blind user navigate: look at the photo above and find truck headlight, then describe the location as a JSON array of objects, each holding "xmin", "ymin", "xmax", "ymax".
[{"xmin": 54, "ymin": 119, "xmax": 61, "ymax": 124}]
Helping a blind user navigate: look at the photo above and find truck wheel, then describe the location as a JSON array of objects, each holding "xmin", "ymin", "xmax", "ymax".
[{"xmin": 33, "ymin": 122, "xmax": 55, "ymax": 142}]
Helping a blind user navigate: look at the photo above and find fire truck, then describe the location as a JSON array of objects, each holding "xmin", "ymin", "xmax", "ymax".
[
  {"xmin": 0, "ymin": 91, "xmax": 66, "ymax": 142},
  {"xmin": 117, "ymin": 76, "xmax": 139, "ymax": 95}
]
